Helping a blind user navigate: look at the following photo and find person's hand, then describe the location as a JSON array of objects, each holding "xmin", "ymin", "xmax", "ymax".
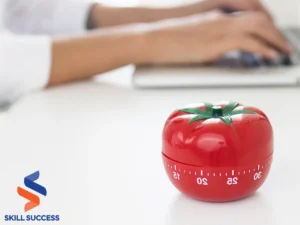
[
  {"xmin": 142, "ymin": 11, "xmax": 291, "ymax": 65},
  {"xmin": 214, "ymin": 0, "xmax": 273, "ymax": 19},
  {"xmin": 87, "ymin": 0, "xmax": 273, "ymax": 29},
  {"xmin": 179, "ymin": 0, "xmax": 274, "ymax": 21}
]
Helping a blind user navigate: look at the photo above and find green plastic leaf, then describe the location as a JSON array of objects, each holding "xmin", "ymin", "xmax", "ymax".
[
  {"xmin": 188, "ymin": 115, "xmax": 210, "ymax": 124},
  {"xmin": 229, "ymin": 110, "xmax": 256, "ymax": 116},
  {"xmin": 223, "ymin": 102, "xmax": 239, "ymax": 115},
  {"xmin": 220, "ymin": 116, "xmax": 232, "ymax": 125},
  {"xmin": 203, "ymin": 102, "xmax": 214, "ymax": 115},
  {"xmin": 180, "ymin": 108, "xmax": 210, "ymax": 116}
]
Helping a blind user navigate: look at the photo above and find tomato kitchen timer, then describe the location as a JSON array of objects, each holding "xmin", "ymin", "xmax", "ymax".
[{"xmin": 162, "ymin": 101, "xmax": 273, "ymax": 202}]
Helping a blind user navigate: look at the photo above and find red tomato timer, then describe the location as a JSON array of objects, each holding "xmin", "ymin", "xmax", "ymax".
[{"xmin": 162, "ymin": 101, "xmax": 273, "ymax": 202}]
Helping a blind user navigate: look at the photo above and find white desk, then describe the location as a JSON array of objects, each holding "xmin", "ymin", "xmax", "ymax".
[{"xmin": 0, "ymin": 65, "xmax": 300, "ymax": 224}]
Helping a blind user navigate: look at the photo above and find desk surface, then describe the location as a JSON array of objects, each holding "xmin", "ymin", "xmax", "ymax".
[{"xmin": 0, "ymin": 66, "xmax": 300, "ymax": 224}]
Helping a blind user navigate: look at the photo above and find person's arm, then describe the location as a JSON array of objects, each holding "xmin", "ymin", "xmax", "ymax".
[
  {"xmin": 87, "ymin": 0, "xmax": 273, "ymax": 28},
  {"xmin": 0, "ymin": 0, "xmax": 96, "ymax": 105},
  {"xmin": 87, "ymin": 2, "xmax": 217, "ymax": 28},
  {"xmin": 0, "ymin": 0, "xmax": 94, "ymax": 105},
  {"xmin": 0, "ymin": 25, "xmax": 149, "ymax": 106},
  {"xmin": 49, "ymin": 26, "xmax": 146, "ymax": 86}
]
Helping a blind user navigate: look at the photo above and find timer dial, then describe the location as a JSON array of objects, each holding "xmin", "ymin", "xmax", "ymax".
[{"xmin": 163, "ymin": 154, "xmax": 272, "ymax": 202}]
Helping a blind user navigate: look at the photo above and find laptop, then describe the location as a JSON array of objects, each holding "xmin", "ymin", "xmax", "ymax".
[{"xmin": 133, "ymin": 27, "xmax": 300, "ymax": 88}]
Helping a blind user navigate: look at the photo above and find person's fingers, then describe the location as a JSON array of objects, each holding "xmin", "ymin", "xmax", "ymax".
[
  {"xmin": 242, "ymin": 13, "xmax": 291, "ymax": 53},
  {"xmin": 223, "ymin": 0, "xmax": 272, "ymax": 20},
  {"xmin": 226, "ymin": 0, "xmax": 254, "ymax": 13},
  {"xmin": 233, "ymin": 35, "xmax": 278, "ymax": 59}
]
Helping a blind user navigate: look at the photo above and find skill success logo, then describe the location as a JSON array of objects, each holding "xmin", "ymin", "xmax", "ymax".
[
  {"xmin": 17, "ymin": 171, "xmax": 47, "ymax": 212},
  {"xmin": 4, "ymin": 171, "xmax": 60, "ymax": 222}
]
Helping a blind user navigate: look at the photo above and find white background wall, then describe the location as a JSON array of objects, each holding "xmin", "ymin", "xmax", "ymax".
[{"xmin": 264, "ymin": 0, "xmax": 300, "ymax": 26}]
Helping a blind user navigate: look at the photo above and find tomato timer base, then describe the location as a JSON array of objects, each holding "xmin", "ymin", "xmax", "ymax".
[{"xmin": 163, "ymin": 154, "xmax": 272, "ymax": 202}]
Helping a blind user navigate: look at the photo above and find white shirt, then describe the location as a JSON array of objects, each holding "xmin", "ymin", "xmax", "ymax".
[{"xmin": 0, "ymin": 0, "xmax": 93, "ymax": 106}]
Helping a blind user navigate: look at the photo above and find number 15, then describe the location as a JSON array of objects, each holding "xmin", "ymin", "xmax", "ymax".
[{"xmin": 173, "ymin": 172, "xmax": 180, "ymax": 180}]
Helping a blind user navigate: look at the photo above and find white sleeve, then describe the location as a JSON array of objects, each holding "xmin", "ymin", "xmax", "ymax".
[
  {"xmin": 0, "ymin": 32, "xmax": 51, "ymax": 106},
  {"xmin": 4, "ymin": 0, "xmax": 94, "ymax": 35}
]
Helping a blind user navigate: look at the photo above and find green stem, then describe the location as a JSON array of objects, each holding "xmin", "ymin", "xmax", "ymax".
[
  {"xmin": 212, "ymin": 106, "xmax": 223, "ymax": 117},
  {"xmin": 179, "ymin": 102, "xmax": 256, "ymax": 125}
]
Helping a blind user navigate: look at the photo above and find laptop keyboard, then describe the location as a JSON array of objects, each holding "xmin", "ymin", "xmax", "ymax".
[{"xmin": 214, "ymin": 27, "xmax": 300, "ymax": 68}]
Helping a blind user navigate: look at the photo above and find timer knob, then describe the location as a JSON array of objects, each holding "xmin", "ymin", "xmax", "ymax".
[{"xmin": 211, "ymin": 106, "xmax": 223, "ymax": 117}]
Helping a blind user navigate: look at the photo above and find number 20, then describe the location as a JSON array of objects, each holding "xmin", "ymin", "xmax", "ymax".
[{"xmin": 197, "ymin": 178, "xmax": 208, "ymax": 185}]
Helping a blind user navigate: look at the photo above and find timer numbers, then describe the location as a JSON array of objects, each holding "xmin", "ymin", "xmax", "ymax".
[
  {"xmin": 169, "ymin": 164, "xmax": 264, "ymax": 185},
  {"xmin": 173, "ymin": 172, "xmax": 180, "ymax": 180},
  {"xmin": 227, "ymin": 177, "xmax": 238, "ymax": 185},
  {"xmin": 196, "ymin": 177, "xmax": 208, "ymax": 185},
  {"xmin": 254, "ymin": 172, "xmax": 262, "ymax": 180}
]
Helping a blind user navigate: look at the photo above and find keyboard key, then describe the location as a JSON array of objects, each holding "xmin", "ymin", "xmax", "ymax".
[
  {"xmin": 240, "ymin": 52, "xmax": 261, "ymax": 67},
  {"xmin": 280, "ymin": 54, "xmax": 293, "ymax": 66}
]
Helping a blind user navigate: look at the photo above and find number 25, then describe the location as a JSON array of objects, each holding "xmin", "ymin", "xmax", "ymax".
[{"xmin": 227, "ymin": 177, "xmax": 238, "ymax": 185}]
